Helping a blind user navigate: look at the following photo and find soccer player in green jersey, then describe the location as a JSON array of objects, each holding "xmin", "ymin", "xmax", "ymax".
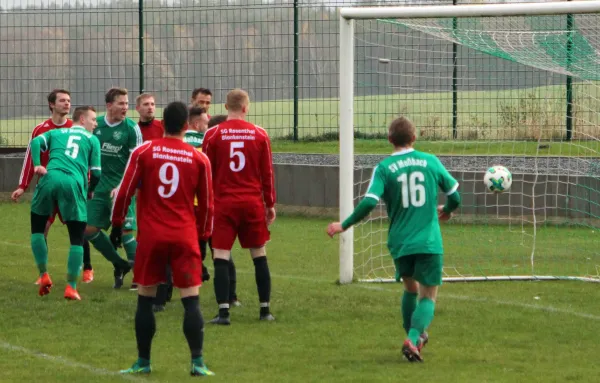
[
  {"xmin": 29, "ymin": 106, "xmax": 102, "ymax": 300},
  {"xmin": 327, "ymin": 117, "xmax": 461, "ymax": 362},
  {"xmin": 84, "ymin": 87, "xmax": 143, "ymax": 289}
]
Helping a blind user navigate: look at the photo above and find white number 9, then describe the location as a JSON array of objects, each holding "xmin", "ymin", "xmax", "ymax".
[{"xmin": 158, "ymin": 162, "xmax": 179, "ymax": 198}]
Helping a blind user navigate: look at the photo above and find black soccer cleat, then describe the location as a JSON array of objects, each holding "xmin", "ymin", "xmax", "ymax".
[
  {"xmin": 113, "ymin": 265, "xmax": 131, "ymax": 289},
  {"xmin": 259, "ymin": 313, "xmax": 276, "ymax": 322},
  {"xmin": 209, "ymin": 314, "xmax": 231, "ymax": 325},
  {"xmin": 152, "ymin": 304, "xmax": 165, "ymax": 313},
  {"xmin": 202, "ymin": 264, "xmax": 210, "ymax": 282}
]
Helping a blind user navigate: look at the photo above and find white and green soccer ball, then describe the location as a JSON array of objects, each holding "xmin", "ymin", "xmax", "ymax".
[{"xmin": 484, "ymin": 165, "xmax": 512, "ymax": 193}]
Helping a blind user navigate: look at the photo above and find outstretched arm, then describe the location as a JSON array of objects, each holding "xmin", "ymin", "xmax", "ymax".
[{"xmin": 327, "ymin": 165, "xmax": 384, "ymax": 238}]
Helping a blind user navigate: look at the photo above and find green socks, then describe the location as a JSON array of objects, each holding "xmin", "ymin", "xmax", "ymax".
[
  {"xmin": 408, "ymin": 298, "xmax": 435, "ymax": 345},
  {"xmin": 86, "ymin": 231, "xmax": 129, "ymax": 269},
  {"xmin": 401, "ymin": 291, "xmax": 418, "ymax": 335},
  {"xmin": 122, "ymin": 233, "xmax": 137, "ymax": 263},
  {"xmin": 67, "ymin": 245, "xmax": 83, "ymax": 289},
  {"xmin": 31, "ymin": 233, "xmax": 48, "ymax": 275}
]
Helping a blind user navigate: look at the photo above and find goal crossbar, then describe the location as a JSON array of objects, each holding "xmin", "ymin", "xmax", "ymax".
[
  {"xmin": 338, "ymin": 1, "xmax": 600, "ymax": 284},
  {"xmin": 340, "ymin": 1, "xmax": 600, "ymax": 20}
]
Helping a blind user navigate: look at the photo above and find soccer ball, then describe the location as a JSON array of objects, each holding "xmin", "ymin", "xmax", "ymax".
[{"xmin": 484, "ymin": 165, "xmax": 512, "ymax": 193}]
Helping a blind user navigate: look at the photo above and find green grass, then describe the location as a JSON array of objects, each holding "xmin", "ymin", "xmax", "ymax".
[
  {"xmin": 0, "ymin": 202, "xmax": 599, "ymax": 382},
  {"xmin": 2, "ymin": 83, "xmax": 600, "ymax": 154}
]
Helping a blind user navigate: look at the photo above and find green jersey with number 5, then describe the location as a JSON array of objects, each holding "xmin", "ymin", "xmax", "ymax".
[
  {"xmin": 365, "ymin": 148, "xmax": 459, "ymax": 258},
  {"xmin": 36, "ymin": 126, "xmax": 102, "ymax": 190}
]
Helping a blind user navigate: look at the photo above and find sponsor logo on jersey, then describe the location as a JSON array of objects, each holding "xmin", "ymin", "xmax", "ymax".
[
  {"xmin": 113, "ymin": 131, "xmax": 123, "ymax": 141},
  {"xmin": 102, "ymin": 142, "xmax": 123, "ymax": 153}
]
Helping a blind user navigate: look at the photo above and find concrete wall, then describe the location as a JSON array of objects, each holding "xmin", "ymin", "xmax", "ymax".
[{"xmin": 2, "ymin": 157, "xmax": 599, "ymax": 223}]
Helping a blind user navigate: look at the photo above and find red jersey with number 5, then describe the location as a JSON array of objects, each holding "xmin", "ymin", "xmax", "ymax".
[
  {"xmin": 202, "ymin": 119, "xmax": 275, "ymax": 208},
  {"xmin": 111, "ymin": 137, "xmax": 214, "ymax": 240}
]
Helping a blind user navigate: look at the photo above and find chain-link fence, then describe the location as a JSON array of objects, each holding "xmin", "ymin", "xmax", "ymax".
[{"xmin": 0, "ymin": 0, "xmax": 579, "ymax": 146}]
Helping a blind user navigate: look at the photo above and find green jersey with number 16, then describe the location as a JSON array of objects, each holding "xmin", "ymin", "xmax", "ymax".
[
  {"xmin": 364, "ymin": 148, "xmax": 459, "ymax": 258},
  {"xmin": 93, "ymin": 115, "xmax": 143, "ymax": 193}
]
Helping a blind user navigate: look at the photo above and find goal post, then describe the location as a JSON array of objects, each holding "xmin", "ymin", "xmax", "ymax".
[{"xmin": 338, "ymin": 1, "xmax": 600, "ymax": 285}]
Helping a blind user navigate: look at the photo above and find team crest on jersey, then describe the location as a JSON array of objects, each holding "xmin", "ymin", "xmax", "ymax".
[{"xmin": 113, "ymin": 131, "xmax": 122, "ymax": 140}]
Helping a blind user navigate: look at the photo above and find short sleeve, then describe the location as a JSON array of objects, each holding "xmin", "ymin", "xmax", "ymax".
[
  {"xmin": 364, "ymin": 165, "xmax": 386, "ymax": 201},
  {"xmin": 90, "ymin": 136, "xmax": 102, "ymax": 171},
  {"xmin": 435, "ymin": 157, "xmax": 459, "ymax": 195}
]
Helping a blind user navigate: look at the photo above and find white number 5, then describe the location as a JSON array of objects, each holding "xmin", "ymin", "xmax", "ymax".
[
  {"xmin": 158, "ymin": 162, "xmax": 179, "ymax": 198},
  {"xmin": 230, "ymin": 141, "xmax": 246, "ymax": 172},
  {"xmin": 65, "ymin": 135, "xmax": 81, "ymax": 159}
]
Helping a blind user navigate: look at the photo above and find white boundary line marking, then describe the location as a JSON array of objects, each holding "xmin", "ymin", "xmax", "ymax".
[
  {"xmin": 0, "ymin": 341, "xmax": 147, "ymax": 382},
  {"xmin": 3, "ymin": 239, "xmax": 600, "ymax": 321},
  {"xmin": 239, "ymin": 270, "xmax": 600, "ymax": 321}
]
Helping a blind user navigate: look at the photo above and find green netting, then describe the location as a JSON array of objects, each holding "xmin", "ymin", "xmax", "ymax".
[{"xmin": 380, "ymin": 14, "xmax": 600, "ymax": 81}]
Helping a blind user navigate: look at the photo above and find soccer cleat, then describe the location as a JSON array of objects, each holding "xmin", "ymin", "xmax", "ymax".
[
  {"xmin": 191, "ymin": 361, "xmax": 215, "ymax": 377},
  {"xmin": 113, "ymin": 265, "xmax": 131, "ymax": 289},
  {"xmin": 259, "ymin": 313, "xmax": 276, "ymax": 321},
  {"xmin": 153, "ymin": 304, "xmax": 165, "ymax": 313},
  {"xmin": 38, "ymin": 273, "xmax": 53, "ymax": 296},
  {"xmin": 120, "ymin": 360, "xmax": 152, "ymax": 375},
  {"xmin": 402, "ymin": 339, "xmax": 423, "ymax": 362},
  {"xmin": 418, "ymin": 332, "xmax": 429, "ymax": 352},
  {"xmin": 129, "ymin": 283, "xmax": 138, "ymax": 291},
  {"xmin": 64, "ymin": 285, "xmax": 81, "ymax": 301},
  {"xmin": 230, "ymin": 299, "xmax": 242, "ymax": 308},
  {"xmin": 82, "ymin": 269, "xmax": 94, "ymax": 283},
  {"xmin": 202, "ymin": 265, "xmax": 211, "ymax": 282},
  {"xmin": 209, "ymin": 315, "xmax": 231, "ymax": 325}
]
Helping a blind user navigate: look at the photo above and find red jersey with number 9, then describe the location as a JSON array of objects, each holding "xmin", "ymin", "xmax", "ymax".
[
  {"xmin": 111, "ymin": 137, "xmax": 214, "ymax": 240},
  {"xmin": 202, "ymin": 119, "xmax": 275, "ymax": 208}
]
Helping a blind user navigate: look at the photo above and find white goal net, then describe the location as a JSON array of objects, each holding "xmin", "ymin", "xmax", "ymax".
[{"xmin": 339, "ymin": 1, "xmax": 600, "ymax": 284}]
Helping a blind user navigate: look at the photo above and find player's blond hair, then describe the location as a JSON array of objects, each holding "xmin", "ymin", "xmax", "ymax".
[
  {"xmin": 135, "ymin": 93, "xmax": 154, "ymax": 107},
  {"xmin": 72, "ymin": 106, "xmax": 96, "ymax": 123},
  {"xmin": 226, "ymin": 89, "xmax": 250, "ymax": 112},
  {"xmin": 388, "ymin": 116, "xmax": 416, "ymax": 147}
]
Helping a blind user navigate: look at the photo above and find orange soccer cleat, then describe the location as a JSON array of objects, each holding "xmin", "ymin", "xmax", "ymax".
[
  {"xmin": 38, "ymin": 273, "xmax": 53, "ymax": 296},
  {"xmin": 82, "ymin": 269, "xmax": 94, "ymax": 283},
  {"xmin": 64, "ymin": 285, "xmax": 81, "ymax": 301}
]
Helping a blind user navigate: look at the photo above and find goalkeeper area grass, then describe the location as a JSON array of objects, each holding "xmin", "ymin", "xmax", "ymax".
[{"xmin": 0, "ymin": 202, "xmax": 599, "ymax": 383}]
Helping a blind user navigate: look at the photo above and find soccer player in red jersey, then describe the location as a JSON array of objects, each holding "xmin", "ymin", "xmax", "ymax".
[
  {"xmin": 136, "ymin": 93, "xmax": 164, "ymax": 141},
  {"xmin": 202, "ymin": 88, "xmax": 276, "ymax": 324},
  {"xmin": 112, "ymin": 101, "xmax": 215, "ymax": 377},
  {"xmin": 11, "ymin": 89, "xmax": 94, "ymax": 284}
]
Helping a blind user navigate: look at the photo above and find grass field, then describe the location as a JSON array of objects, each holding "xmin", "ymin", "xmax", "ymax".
[
  {"xmin": 2, "ymin": 83, "xmax": 600, "ymax": 154},
  {"xmin": 1, "ymin": 202, "xmax": 599, "ymax": 382}
]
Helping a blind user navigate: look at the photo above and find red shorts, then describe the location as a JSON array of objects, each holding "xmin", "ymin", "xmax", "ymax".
[
  {"xmin": 47, "ymin": 206, "xmax": 65, "ymax": 225},
  {"xmin": 211, "ymin": 202, "xmax": 270, "ymax": 250},
  {"xmin": 133, "ymin": 236, "xmax": 203, "ymax": 288}
]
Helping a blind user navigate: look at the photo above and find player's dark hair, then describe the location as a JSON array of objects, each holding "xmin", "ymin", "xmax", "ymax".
[
  {"xmin": 191, "ymin": 87, "xmax": 212, "ymax": 99},
  {"xmin": 388, "ymin": 116, "xmax": 416, "ymax": 147},
  {"xmin": 72, "ymin": 106, "xmax": 96, "ymax": 123},
  {"xmin": 47, "ymin": 89, "xmax": 70, "ymax": 112},
  {"xmin": 105, "ymin": 87, "xmax": 128, "ymax": 104},
  {"xmin": 208, "ymin": 114, "xmax": 227, "ymax": 129},
  {"xmin": 163, "ymin": 101, "xmax": 189, "ymax": 135},
  {"xmin": 188, "ymin": 107, "xmax": 207, "ymax": 122}
]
